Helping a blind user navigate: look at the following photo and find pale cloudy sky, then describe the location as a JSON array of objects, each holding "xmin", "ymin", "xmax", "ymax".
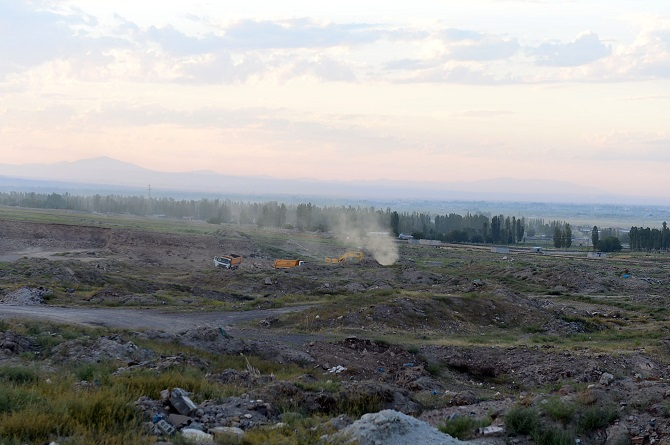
[{"xmin": 1, "ymin": 0, "xmax": 669, "ymax": 198}]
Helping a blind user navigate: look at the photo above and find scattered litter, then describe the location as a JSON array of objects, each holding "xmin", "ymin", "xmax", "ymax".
[
  {"xmin": 155, "ymin": 419, "xmax": 176, "ymax": 436},
  {"xmin": 328, "ymin": 365, "xmax": 347, "ymax": 374},
  {"xmin": 170, "ymin": 388, "xmax": 198, "ymax": 416},
  {"xmin": 478, "ymin": 426, "xmax": 504, "ymax": 436}
]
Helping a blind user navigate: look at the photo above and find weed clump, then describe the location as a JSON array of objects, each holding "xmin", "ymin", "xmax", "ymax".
[
  {"xmin": 505, "ymin": 405, "xmax": 539, "ymax": 435},
  {"xmin": 576, "ymin": 404, "xmax": 618, "ymax": 432},
  {"xmin": 0, "ymin": 366, "xmax": 39, "ymax": 384},
  {"xmin": 505, "ymin": 399, "xmax": 620, "ymax": 444},
  {"xmin": 544, "ymin": 396, "xmax": 575, "ymax": 426},
  {"xmin": 530, "ymin": 425, "xmax": 574, "ymax": 445},
  {"xmin": 439, "ymin": 415, "xmax": 491, "ymax": 440}
]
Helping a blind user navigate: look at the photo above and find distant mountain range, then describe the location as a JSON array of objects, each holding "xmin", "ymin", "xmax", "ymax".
[{"xmin": 0, "ymin": 156, "xmax": 663, "ymax": 205}]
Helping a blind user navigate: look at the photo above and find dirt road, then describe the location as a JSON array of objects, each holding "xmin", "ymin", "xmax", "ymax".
[{"xmin": 0, "ymin": 304, "xmax": 311, "ymax": 333}]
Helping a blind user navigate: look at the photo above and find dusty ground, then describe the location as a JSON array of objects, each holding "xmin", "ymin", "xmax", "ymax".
[{"xmin": 2, "ymin": 215, "xmax": 670, "ymax": 444}]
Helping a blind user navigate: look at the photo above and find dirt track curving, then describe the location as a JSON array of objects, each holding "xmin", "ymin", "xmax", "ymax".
[{"xmin": 0, "ymin": 304, "xmax": 312, "ymax": 332}]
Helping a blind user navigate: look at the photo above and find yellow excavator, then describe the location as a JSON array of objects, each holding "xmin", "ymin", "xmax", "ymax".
[{"xmin": 325, "ymin": 250, "xmax": 364, "ymax": 264}]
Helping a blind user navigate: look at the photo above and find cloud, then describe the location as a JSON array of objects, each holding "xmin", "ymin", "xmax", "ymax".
[
  {"xmin": 400, "ymin": 63, "xmax": 519, "ymax": 85},
  {"xmin": 2, "ymin": 3, "xmax": 669, "ymax": 87},
  {"xmin": 532, "ymin": 32, "xmax": 611, "ymax": 66},
  {"xmin": 0, "ymin": 1, "xmax": 77, "ymax": 72},
  {"xmin": 0, "ymin": 1, "xmax": 122, "ymax": 77},
  {"xmin": 140, "ymin": 18, "xmax": 384, "ymax": 56},
  {"xmin": 145, "ymin": 25, "xmax": 223, "ymax": 56},
  {"xmin": 219, "ymin": 19, "xmax": 383, "ymax": 50},
  {"xmin": 453, "ymin": 110, "xmax": 515, "ymax": 118},
  {"xmin": 585, "ymin": 130, "xmax": 670, "ymax": 161},
  {"xmin": 440, "ymin": 29, "xmax": 520, "ymax": 61}
]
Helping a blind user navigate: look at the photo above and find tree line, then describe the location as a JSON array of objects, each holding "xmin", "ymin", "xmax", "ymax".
[
  {"xmin": 0, "ymin": 191, "xmax": 524, "ymax": 244},
  {"xmin": 628, "ymin": 223, "xmax": 670, "ymax": 252},
  {"xmin": 0, "ymin": 191, "xmax": 667, "ymax": 251}
]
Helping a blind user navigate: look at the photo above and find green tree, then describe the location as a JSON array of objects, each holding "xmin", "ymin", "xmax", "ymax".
[
  {"xmin": 597, "ymin": 236, "xmax": 622, "ymax": 252},
  {"xmin": 591, "ymin": 226, "xmax": 599, "ymax": 251},
  {"xmin": 563, "ymin": 223, "xmax": 572, "ymax": 248},
  {"xmin": 390, "ymin": 211, "xmax": 400, "ymax": 236},
  {"xmin": 553, "ymin": 226, "xmax": 563, "ymax": 248}
]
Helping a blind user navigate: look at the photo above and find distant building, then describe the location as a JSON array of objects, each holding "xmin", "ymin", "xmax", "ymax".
[
  {"xmin": 398, "ymin": 233, "xmax": 413, "ymax": 240},
  {"xmin": 531, "ymin": 246, "xmax": 543, "ymax": 253}
]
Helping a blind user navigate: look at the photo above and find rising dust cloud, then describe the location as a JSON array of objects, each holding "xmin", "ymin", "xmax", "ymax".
[{"xmin": 330, "ymin": 213, "xmax": 399, "ymax": 266}]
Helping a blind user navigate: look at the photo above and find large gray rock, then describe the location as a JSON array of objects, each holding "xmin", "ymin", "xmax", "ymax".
[{"xmin": 335, "ymin": 409, "xmax": 465, "ymax": 445}]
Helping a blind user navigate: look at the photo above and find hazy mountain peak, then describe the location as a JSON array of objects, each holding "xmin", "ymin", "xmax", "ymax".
[{"xmin": 0, "ymin": 157, "xmax": 665, "ymax": 205}]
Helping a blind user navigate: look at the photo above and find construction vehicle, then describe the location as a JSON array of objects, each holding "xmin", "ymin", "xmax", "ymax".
[
  {"xmin": 325, "ymin": 250, "xmax": 364, "ymax": 264},
  {"xmin": 273, "ymin": 259, "xmax": 304, "ymax": 269},
  {"xmin": 213, "ymin": 254, "xmax": 242, "ymax": 269}
]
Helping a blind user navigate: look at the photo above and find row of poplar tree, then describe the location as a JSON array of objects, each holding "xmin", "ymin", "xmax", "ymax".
[{"xmin": 0, "ymin": 191, "xmax": 667, "ymax": 250}]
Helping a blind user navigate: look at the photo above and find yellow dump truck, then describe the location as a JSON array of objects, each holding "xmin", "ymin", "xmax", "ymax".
[
  {"xmin": 213, "ymin": 254, "xmax": 242, "ymax": 269},
  {"xmin": 273, "ymin": 259, "xmax": 304, "ymax": 269},
  {"xmin": 325, "ymin": 251, "xmax": 364, "ymax": 263}
]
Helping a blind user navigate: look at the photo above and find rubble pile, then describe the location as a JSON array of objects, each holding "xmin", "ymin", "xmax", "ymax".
[
  {"xmin": 136, "ymin": 387, "xmax": 277, "ymax": 439},
  {"xmin": 1, "ymin": 286, "xmax": 52, "ymax": 305}
]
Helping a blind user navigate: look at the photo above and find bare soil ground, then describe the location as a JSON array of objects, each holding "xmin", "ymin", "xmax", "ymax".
[{"xmin": 2, "ymin": 214, "xmax": 670, "ymax": 444}]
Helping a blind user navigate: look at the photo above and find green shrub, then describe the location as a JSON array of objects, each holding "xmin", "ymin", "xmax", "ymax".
[
  {"xmin": 544, "ymin": 396, "xmax": 575, "ymax": 426},
  {"xmin": 406, "ymin": 345, "xmax": 420, "ymax": 354},
  {"xmin": 426, "ymin": 363, "xmax": 441, "ymax": 376},
  {"xmin": 0, "ymin": 387, "xmax": 45, "ymax": 415},
  {"xmin": 73, "ymin": 361, "xmax": 118, "ymax": 384},
  {"xmin": 0, "ymin": 366, "xmax": 38, "ymax": 384},
  {"xmin": 576, "ymin": 404, "xmax": 618, "ymax": 432},
  {"xmin": 238, "ymin": 413, "xmax": 342, "ymax": 445},
  {"xmin": 531, "ymin": 425, "xmax": 574, "ymax": 445},
  {"xmin": 505, "ymin": 406, "xmax": 539, "ymax": 435},
  {"xmin": 439, "ymin": 415, "xmax": 491, "ymax": 440}
]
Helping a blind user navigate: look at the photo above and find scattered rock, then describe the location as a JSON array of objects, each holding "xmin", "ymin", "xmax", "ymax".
[
  {"xmin": 181, "ymin": 428, "xmax": 213, "ymax": 443},
  {"xmin": 600, "ymin": 372, "xmax": 615, "ymax": 386}
]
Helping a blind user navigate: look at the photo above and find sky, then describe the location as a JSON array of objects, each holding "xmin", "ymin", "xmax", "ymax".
[{"xmin": 1, "ymin": 0, "xmax": 669, "ymax": 199}]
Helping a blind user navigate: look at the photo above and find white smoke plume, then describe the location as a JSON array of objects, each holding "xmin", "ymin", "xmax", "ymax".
[{"xmin": 330, "ymin": 212, "xmax": 399, "ymax": 266}]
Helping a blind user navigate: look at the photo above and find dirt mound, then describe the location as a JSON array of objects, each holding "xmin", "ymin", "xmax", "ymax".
[
  {"xmin": 138, "ymin": 326, "xmax": 315, "ymax": 365},
  {"xmin": 258, "ymin": 379, "xmax": 421, "ymax": 416},
  {"xmin": 306, "ymin": 337, "xmax": 434, "ymax": 390},
  {"xmin": 52, "ymin": 334, "xmax": 155, "ymax": 364},
  {"xmin": 1, "ymin": 286, "xmax": 52, "ymax": 305},
  {"xmin": 0, "ymin": 331, "xmax": 40, "ymax": 356},
  {"xmin": 0, "ymin": 220, "xmax": 111, "ymax": 252},
  {"xmin": 421, "ymin": 344, "xmax": 670, "ymax": 390}
]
